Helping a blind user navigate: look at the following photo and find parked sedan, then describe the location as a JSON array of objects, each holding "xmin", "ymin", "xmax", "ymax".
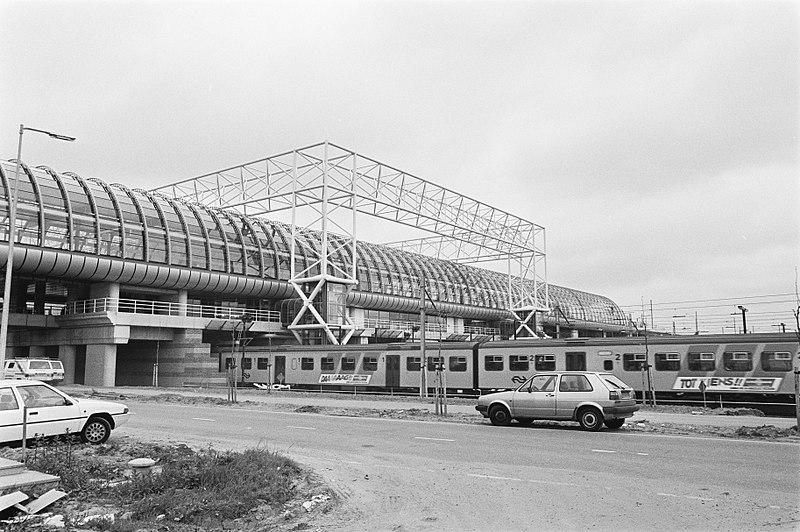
[
  {"xmin": 475, "ymin": 372, "xmax": 639, "ymax": 431},
  {"xmin": 0, "ymin": 380, "xmax": 129, "ymax": 445}
]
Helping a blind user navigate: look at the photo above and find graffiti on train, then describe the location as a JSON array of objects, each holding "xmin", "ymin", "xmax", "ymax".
[{"xmin": 672, "ymin": 377, "xmax": 782, "ymax": 392}]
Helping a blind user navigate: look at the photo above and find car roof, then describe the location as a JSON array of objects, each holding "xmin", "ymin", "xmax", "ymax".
[{"xmin": 0, "ymin": 379, "xmax": 46, "ymax": 386}]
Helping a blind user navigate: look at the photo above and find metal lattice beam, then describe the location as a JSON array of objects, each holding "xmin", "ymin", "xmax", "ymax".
[{"xmin": 151, "ymin": 141, "xmax": 548, "ymax": 327}]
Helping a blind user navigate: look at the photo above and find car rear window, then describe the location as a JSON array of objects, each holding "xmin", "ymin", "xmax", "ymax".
[{"xmin": 600, "ymin": 374, "xmax": 630, "ymax": 390}]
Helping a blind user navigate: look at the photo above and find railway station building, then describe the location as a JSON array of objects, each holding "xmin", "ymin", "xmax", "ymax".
[{"xmin": 0, "ymin": 143, "xmax": 632, "ymax": 388}]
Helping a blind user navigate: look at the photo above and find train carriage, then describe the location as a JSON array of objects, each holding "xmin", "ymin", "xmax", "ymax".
[{"xmin": 226, "ymin": 333, "xmax": 798, "ymax": 414}]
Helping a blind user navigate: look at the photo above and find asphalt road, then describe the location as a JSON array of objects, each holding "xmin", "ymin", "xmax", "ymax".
[{"xmin": 118, "ymin": 400, "xmax": 799, "ymax": 531}]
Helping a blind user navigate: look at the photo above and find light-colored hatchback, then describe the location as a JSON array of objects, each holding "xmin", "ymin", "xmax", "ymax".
[
  {"xmin": 475, "ymin": 372, "xmax": 639, "ymax": 431},
  {"xmin": 0, "ymin": 380, "xmax": 129, "ymax": 445}
]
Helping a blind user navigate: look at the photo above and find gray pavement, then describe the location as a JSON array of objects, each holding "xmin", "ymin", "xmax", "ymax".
[{"xmin": 60, "ymin": 384, "xmax": 799, "ymax": 429}]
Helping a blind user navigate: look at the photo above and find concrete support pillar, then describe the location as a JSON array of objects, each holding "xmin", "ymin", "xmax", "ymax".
[
  {"xmin": 84, "ymin": 344, "xmax": 117, "ymax": 387},
  {"xmin": 34, "ymin": 281, "xmax": 46, "ymax": 314},
  {"xmin": 155, "ymin": 329, "xmax": 220, "ymax": 387},
  {"xmin": 59, "ymin": 345, "xmax": 77, "ymax": 384},
  {"xmin": 164, "ymin": 289, "xmax": 188, "ymax": 316},
  {"xmin": 89, "ymin": 282, "xmax": 120, "ymax": 301}
]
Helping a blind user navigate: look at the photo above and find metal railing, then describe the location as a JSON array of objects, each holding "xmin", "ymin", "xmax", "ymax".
[
  {"xmin": 63, "ymin": 297, "xmax": 281, "ymax": 323},
  {"xmin": 358, "ymin": 318, "xmax": 498, "ymax": 337}
]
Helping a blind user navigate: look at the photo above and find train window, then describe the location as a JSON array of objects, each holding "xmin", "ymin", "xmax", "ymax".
[
  {"xmin": 257, "ymin": 358, "xmax": 269, "ymax": 370},
  {"xmin": 224, "ymin": 357, "xmax": 234, "ymax": 369},
  {"xmin": 427, "ymin": 357, "xmax": 444, "ymax": 371},
  {"xmin": 535, "ymin": 354, "xmax": 555, "ymax": 371},
  {"xmin": 603, "ymin": 360, "xmax": 613, "ymax": 371},
  {"xmin": 407, "ymin": 357, "xmax": 421, "ymax": 371},
  {"xmin": 565, "ymin": 352, "xmax": 586, "ymax": 371},
  {"xmin": 723, "ymin": 352, "xmax": 752, "ymax": 371},
  {"xmin": 241, "ymin": 358, "xmax": 252, "ymax": 370},
  {"xmin": 655, "ymin": 352, "xmax": 680, "ymax": 371},
  {"xmin": 761, "ymin": 352, "xmax": 793, "ymax": 372},
  {"xmin": 342, "ymin": 357, "xmax": 356, "ymax": 371},
  {"xmin": 509, "ymin": 355, "xmax": 529, "ymax": 372},
  {"xmin": 449, "ymin": 356, "xmax": 467, "ymax": 372},
  {"xmin": 363, "ymin": 356, "xmax": 378, "ymax": 371},
  {"xmin": 321, "ymin": 357, "xmax": 335, "ymax": 371},
  {"xmin": 301, "ymin": 357, "xmax": 314, "ymax": 370},
  {"xmin": 688, "ymin": 352, "xmax": 715, "ymax": 371},
  {"xmin": 623, "ymin": 353, "xmax": 646, "ymax": 371},
  {"xmin": 485, "ymin": 355, "xmax": 504, "ymax": 372}
]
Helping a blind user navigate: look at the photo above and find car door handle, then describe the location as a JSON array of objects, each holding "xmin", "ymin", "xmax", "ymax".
[
  {"xmin": 545, "ymin": 393, "xmax": 555, "ymax": 397},
  {"xmin": 28, "ymin": 412, "xmax": 38, "ymax": 415}
]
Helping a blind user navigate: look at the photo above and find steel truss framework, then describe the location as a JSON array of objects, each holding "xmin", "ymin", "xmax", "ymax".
[{"xmin": 152, "ymin": 141, "xmax": 548, "ymax": 343}]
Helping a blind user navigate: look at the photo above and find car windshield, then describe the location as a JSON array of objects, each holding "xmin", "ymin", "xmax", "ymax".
[{"xmin": 600, "ymin": 374, "xmax": 630, "ymax": 390}]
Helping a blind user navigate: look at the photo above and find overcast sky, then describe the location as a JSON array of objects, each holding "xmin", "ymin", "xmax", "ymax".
[{"xmin": 1, "ymin": 0, "xmax": 798, "ymax": 332}]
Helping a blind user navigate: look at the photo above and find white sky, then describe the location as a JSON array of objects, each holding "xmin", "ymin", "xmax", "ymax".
[{"xmin": 1, "ymin": 0, "xmax": 798, "ymax": 332}]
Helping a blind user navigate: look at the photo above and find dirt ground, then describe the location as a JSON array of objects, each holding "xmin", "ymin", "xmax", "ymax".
[{"xmin": 2, "ymin": 392, "xmax": 797, "ymax": 531}]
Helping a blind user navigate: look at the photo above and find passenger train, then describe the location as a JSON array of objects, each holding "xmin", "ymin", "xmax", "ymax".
[{"xmin": 224, "ymin": 333, "xmax": 799, "ymax": 414}]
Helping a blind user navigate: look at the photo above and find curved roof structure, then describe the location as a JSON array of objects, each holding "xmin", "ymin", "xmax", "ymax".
[{"xmin": 0, "ymin": 160, "xmax": 629, "ymax": 334}]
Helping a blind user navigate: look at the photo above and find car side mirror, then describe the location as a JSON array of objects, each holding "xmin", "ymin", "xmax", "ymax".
[{"xmin": 63, "ymin": 399, "xmax": 72, "ymax": 406}]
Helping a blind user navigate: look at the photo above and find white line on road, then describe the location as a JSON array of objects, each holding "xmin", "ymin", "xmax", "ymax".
[
  {"xmin": 468, "ymin": 473, "xmax": 579, "ymax": 487},
  {"xmin": 637, "ymin": 452, "xmax": 649, "ymax": 456},
  {"xmin": 191, "ymin": 417, "xmax": 215, "ymax": 422},
  {"xmin": 591, "ymin": 449, "xmax": 617, "ymax": 453},
  {"xmin": 469, "ymin": 474, "xmax": 523, "ymax": 482},
  {"xmin": 286, "ymin": 425, "xmax": 317, "ymax": 430},
  {"xmin": 414, "ymin": 437, "xmax": 455, "ymax": 442}
]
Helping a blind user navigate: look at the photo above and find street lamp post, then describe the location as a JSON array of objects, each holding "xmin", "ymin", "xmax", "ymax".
[
  {"xmin": 0, "ymin": 125, "xmax": 75, "ymax": 368},
  {"xmin": 737, "ymin": 305, "xmax": 748, "ymax": 334}
]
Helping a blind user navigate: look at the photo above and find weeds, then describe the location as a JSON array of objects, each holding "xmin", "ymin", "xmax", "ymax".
[{"xmin": 6, "ymin": 438, "xmax": 307, "ymax": 529}]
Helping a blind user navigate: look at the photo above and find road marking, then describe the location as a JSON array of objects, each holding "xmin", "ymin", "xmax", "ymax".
[
  {"xmin": 658, "ymin": 493, "xmax": 715, "ymax": 502},
  {"xmin": 637, "ymin": 452, "xmax": 649, "ymax": 456},
  {"xmin": 469, "ymin": 474, "xmax": 523, "ymax": 482},
  {"xmin": 286, "ymin": 425, "xmax": 317, "ymax": 430},
  {"xmin": 414, "ymin": 437, "xmax": 455, "ymax": 442},
  {"xmin": 191, "ymin": 417, "xmax": 215, "ymax": 422},
  {"xmin": 591, "ymin": 449, "xmax": 616, "ymax": 453}
]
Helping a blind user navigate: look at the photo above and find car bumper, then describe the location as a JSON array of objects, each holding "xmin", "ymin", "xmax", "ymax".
[
  {"xmin": 604, "ymin": 404, "xmax": 639, "ymax": 418},
  {"xmin": 475, "ymin": 404, "xmax": 489, "ymax": 417}
]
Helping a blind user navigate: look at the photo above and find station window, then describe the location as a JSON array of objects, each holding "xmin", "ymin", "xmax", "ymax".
[
  {"xmin": 363, "ymin": 356, "xmax": 378, "ymax": 372},
  {"xmin": 655, "ymin": 352, "xmax": 680, "ymax": 371},
  {"xmin": 427, "ymin": 357, "xmax": 444, "ymax": 371},
  {"xmin": 301, "ymin": 357, "xmax": 314, "ymax": 371},
  {"xmin": 535, "ymin": 354, "xmax": 555, "ymax": 371},
  {"xmin": 257, "ymin": 358, "xmax": 269, "ymax": 370},
  {"xmin": 688, "ymin": 352, "xmax": 715, "ymax": 371},
  {"xmin": 407, "ymin": 357, "xmax": 421, "ymax": 372},
  {"xmin": 342, "ymin": 357, "xmax": 356, "ymax": 371},
  {"xmin": 623, "ymin": 353, "xmax": 646, "ymax": 371},
  {"xmin": 241, "ymin": 358, "xmax": 252, "ymax": 370},
  {"xmin": 723, "ymin": 352, "xmax": 752, "ymax": 371},
  {"xmin": 509, "ymin": 355, "xmax": 529, "ymax": 372},
  {"xmin": 449, "ymin": 356, "xmax": 467, "ymax": 372},
  {"xmin": 485, "ymin": 355, "xmax": 503, "ymax": 372},
  {"xmin": 761, "ymin": 352, "xmax": 793, "ymax": 372},
  {"xmin": 321, "ymin": 357, "xmax": 335, "ymax": 371}
]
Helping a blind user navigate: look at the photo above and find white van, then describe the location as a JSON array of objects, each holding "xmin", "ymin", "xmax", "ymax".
[{"xmin": 3, "ymin": 359, "xmax": 65, "ymax": 383}]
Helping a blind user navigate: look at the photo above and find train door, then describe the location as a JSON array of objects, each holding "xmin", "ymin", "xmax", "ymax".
[
  {"xmin": 386, "ymin": 355, "xmax": 400, "ymax": 389},
  {"xmin": 274, "ymin": 356, "xmax": 286, "ymax": 384},
  {"xmin": 566, "ymin": 352, "xmax": 586, "ymax": 371}
]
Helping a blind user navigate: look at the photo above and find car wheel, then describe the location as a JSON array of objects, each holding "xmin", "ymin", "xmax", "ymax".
[
  {"xmin": 489, "ymin": 405, "xmax": 512, "ymax": 426},
  {"xmin": 577, "ymin": 407, "xmax": 603, "ymax": 431},
  {"xmin": 81, "ymin": 417, "xmax": 111, "ymax": 444},
  {"xmin": 517, "ymin": 418, "xmax": 535, "ymax": 426},
  {"xmin": 604, "ymin": 418, "xmax": 625, "ymax": 429}
]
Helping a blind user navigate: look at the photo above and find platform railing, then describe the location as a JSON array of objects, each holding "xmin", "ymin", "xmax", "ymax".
[
  {"xmin": 63, "ymin": 297, "xmax": 281, "ymax": 323},
  {"xmin": 358, "ymin": 318, "xmax": 498, "ymax": 337}
]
